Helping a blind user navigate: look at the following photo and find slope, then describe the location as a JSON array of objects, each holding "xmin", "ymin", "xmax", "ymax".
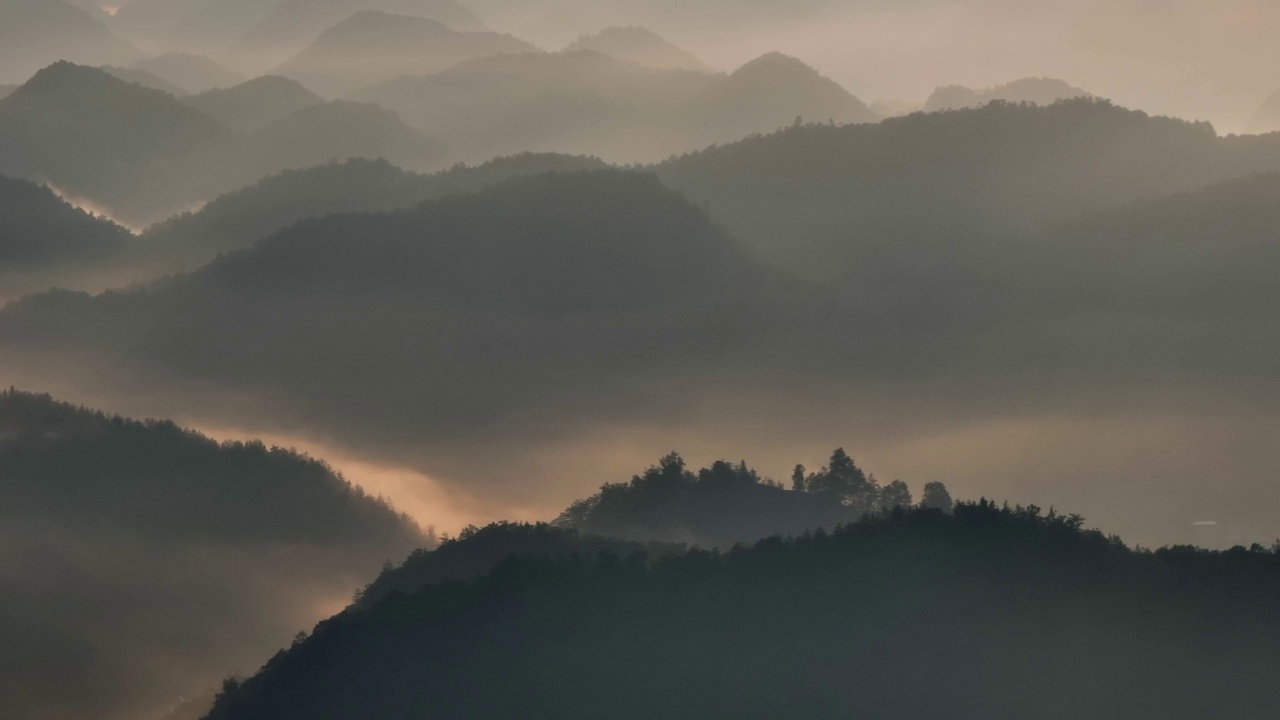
[
  {"xmin": 205, "ymin": 503, "xmax": 1280, "ymax": 720},
  {"xmin": 0, "ymin": 390, "xmax": 424, "ymax": 720},
  {"xmin": 563, "ymin": 26, "xmax": 711, "ymax": 72},
  {"xmin": 275, "ymin": 11, "xmax": 537, "ymax": 97}
]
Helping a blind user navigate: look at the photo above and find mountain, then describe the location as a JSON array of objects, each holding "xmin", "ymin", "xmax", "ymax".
[
  {"xmin": 0, "ymin": 174, "xmax": 131, "ymax": 267},
  {"xmin": 350, "ymin": 49, "xmax": 715, "ymax": 162},
  {"xmin": 204, "ymin": 503, "xmax": 1280, "ymax": 720},
  {"xmin": 563, "ymin": 26, "xmax": 711, "ymax": 72},
  {"xmin": 656, "ymin": 98, "xmax": 1280, "ymax": 282},
  {"xmin": 144, "ymin": 153, "xmax": 610, "ymax": 266},
  {"xmin": 100, "ymin": 64, "xmax": 190, "ymax": 95},
  {"xmin": 275, "ymin": 11, "xmax": 537, "ymax": 97},
  {"xmin": 0, "ymin": 84, "xmax": 14, "ymax": 100},
  {"xmin": 110, "ymin": 0, "xmax": 273, "ymax": 55},
  {"xmin": 923, "ymin": 77, "xmax": 1091, "ymax": 113},
  {"xmin": 681, "ymin": 52, "xmax": 879, "ymax": 143},
  {"xmin": 182, "ymin": 75, "xmax": 324, "ymax": 132},
  {"xmin": 555, "ymin": 450, "xmax": 939, "ymax": 547},
  {"xmin": 0, "ymin": 62, "xmax": 228, "ymax": 222},
  {"xmin": 352, "ymin": 51, "xmax": 879, "ymax": 164},
  {"xmin": 921, "ymin": 76, "xmax": 1090, "ymax": 112},
  {"xmin": 233, "ymin": 0, "xmax": 491, "ymax": 72},
  {"xmin": 130, "ymin": 52, "xmax": 246, "ymax": 94},
  {"xmin": 0, "ymin": 0, "xmax": 139, "ymax": 83},
  {"xmin": 1247, "ymin": 87, "xmax": 1280, "ymax": 134},
  {"xmin": 0, "ymin": 171, "xmax": 797, "ymax": 502},
  {"xmin": 0, "ymin": 390, "xmax": 424, "ymax": 720},
  {"xmin": 125, "ymin": 99, "xmax": 446, "ymax": 226}
]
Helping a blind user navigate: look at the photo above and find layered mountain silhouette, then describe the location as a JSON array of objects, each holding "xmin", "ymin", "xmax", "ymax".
[
  {"xmin": 181, "ymin": 75, "xmax": 324, "ymax": 132},
  {"xmin": 684, "ymin": 52, "xmax": 879, "ymax": 141},
  {"xmin": 0, "ymin": 174, "xmax": 131, "ymax": 267},
  {"xmin": 0, "ymin": 171, "xmax": 798, "ymax": 501},
  {"xmin": 275, "ymin": 11, "xmax": 537, "ymax": 97},
  {"xmin": 204, "ymin": 503, "xmax": 1280, "ymax": 720},
  {"xmin": 657, "ymin": 98, "xmax": 1280, "ymax": 282},
  {"xmin": 233, "ymin": 0, "xmax": 490, "ymax": 71},
  {"xmin": 0, "ymin": 62, "xmax": 449, "ymax": 226},
  {"xmin": 0, "ymin": 390, "xmax": 423, "ymax": 720},
  {"xmin": 353, "ymin": 51, "xmax": 875, "ymax": 163},
  {"xmin": 0, "ymin": 84, "xmax": 14, "ymax": 101},
  {"xmin": 131, "ymin": 52, "xmax": 246, "ymax": 94},
  {"xmin": 1247, "ymin": 86, "xmax": 1280, "ymax": 134},
  {"xmin": 99, "ymin": 64, "xmax": 191, "ymax": 95},
  {"xmin": 563, "ymin": 26, "xmax": 711, "ymax": 72},
  {"xmin": 923, "ymin": 77, "xmax": 1091, "ymax": 113},
  {"xmin": 110, "ymin": 0, "xmax": 273, "ymax": 55},
  {"xmin": 0, "ymin": 62, "xmax": 228, "ymax": 219},
  {"xmin": 145, "ymin": 154, "xmax": 610, "ymax": 267},
  {"xmin": 0, "ymin": 0, "xmax": 138, "ymax": 83}
]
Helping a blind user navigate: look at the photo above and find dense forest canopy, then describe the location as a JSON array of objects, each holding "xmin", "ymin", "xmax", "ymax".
[
  {"xmin": 0, "ymin": 390, "xmax": 423, "ymax": 720},
  {"xmin": 205, "ymin": 502, "xmax": 1280, "ymax": 720}
]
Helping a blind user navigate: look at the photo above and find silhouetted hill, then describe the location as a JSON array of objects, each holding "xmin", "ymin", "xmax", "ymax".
[
  {"xmin": 144, "ymin": 154, "xmax": 610, "ymax": 265},
  {"xmin": 0, "ymin": 0, "xmax": 138, "ymax": 83},
  {"xmin": 0, "ymin": 84, "xmax": 14, "ymax": 100},
  {"xmin": 554, "ymin": 450, "xmax": 939, "ymax": 547},
  {"xmin": 1247, "ymin": 87, "xmax": 1280, "ymax": 134},
  {"xmin": 0, "ymin": 390, "xmax": 423, "ymax": 720},
  {"xmin": 352, "ymin": 51, "xmax": 877, "ymax": 164},
  {"xmin": 182, "ymin": 75, "xmax": 324, "ymax": 131},
  {"xmin": 276, "ymin": 11, "xmax": 537, "ymax": 97},
  {"xmin": 100, "ymin": 64, "xmax": 190, "ymax": 95},
  {"xmin": 350, "ymin": 49, "xmax": 714, "ymax": 161},
  {"xmin": 0, "ymin": 174, "xmax": 131, "ymax": 267},
  {"xmin": 205, "ymin": 503, "xmax": 1280, "ymax": 720},
  {"xmin": 131, "ymin": 52, "xmax": 245, "ymax": 94},
  {"xmin": 0, "ymin": 62, "xmax": 228, "ymax": 220},
  {"xmin": 234, "ymin": 0, "xmax": 490, "ymax": 71},
  {"xmin": 110, "ymin": 0, "xmax": 271, "ymax": 56},
  {"xmin": 657, "ymin": 98, "xmax": 1280, "ymax": 282},
  {"xmin": 682, "ymin": 52, "xmax": 879, "ymax": 142},
  {"xmin": 111, "ymin": 98, "xmax": 441, "ymax": 226},
  {"xmin": 353, "ymin": 522, "xmax": 670, "ymax": 611},
  {"xmin": 564, "ymin": 26, "xmax": 711, "ymax": 72},
  {"xmin": 0, "ymin": 171, "xmax": 800, "ymax": 498},
  {"xmin": 923, "ymin": 77, "xmax": 1091, "ymax": 112}
]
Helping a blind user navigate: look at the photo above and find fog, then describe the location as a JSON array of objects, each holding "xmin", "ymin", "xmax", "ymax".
[{"xmin": 6, "ymin": 1, "xmax": 1280, "ymax": 718}]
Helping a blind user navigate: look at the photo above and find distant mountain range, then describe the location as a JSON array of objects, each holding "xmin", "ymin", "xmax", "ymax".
[
  {"xmin": 923, "ymin": 77, "xmax": 1091, "ymax": 112},
  {"xmin": 564, "ymin": 26, "xmax": 710, "ymax": 72},
  {"xmin": 1248, "ymin": 86, "xmax": 1280, "ymax": 134},
  {"xmin": 352, "ymin": 49, "xmax": 877, "ymax": 163},
  {"xmin": 131, "ymin": 52, "xmax": 245, "ymax": 93},
  {"xmin": 275, "ymin": 11, "xmax": 537, "ymax": 97},
  {"xmin": 181, "ymin": 75, "xmax": 324, "ymax": 131},
  {"xmin": 232, "ymin": 0, "xmax": 489, "ymax": 71},
  {"xmin": 0, "ymin": 63, "xmax": 447, "ymax": 226},
  {"xmin": 0, "ymin": 0, "xmax": 138, "ymax": 83}
]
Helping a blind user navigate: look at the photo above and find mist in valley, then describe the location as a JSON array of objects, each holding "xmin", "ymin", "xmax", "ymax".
[{"xmin": 4, "ymin": 1, "xmax": 1280, "ymax": 718}]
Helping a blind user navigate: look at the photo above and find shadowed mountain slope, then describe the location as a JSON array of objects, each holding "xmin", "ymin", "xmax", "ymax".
[
  {"xmin": 205, "ymin": 503, "xmax": 1280, "ymax": 720},
  {"xmin": 0, "ymin": 390, "xmax": 423, "ymax": 720},
  {"xmin": 181, "ymin": 75, "xmax": 324, "ymax": 132}
]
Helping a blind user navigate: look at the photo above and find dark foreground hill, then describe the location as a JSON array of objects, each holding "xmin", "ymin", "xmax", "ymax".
[
  {"xmin": 205, "ymin": 502, "xmax": 1280, "ymax": 720},
  {"xmin": 0, "ymin": 390, "xmax": 423, "ymax": 720}
]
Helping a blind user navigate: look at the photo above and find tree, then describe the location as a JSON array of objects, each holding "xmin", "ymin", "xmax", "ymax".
[
  {"xmin": 791, "ymin": 464, "xmax": 807, "ymax": 492},
  {"xmin": 920, "ymin": 482, "xmax": 954, "ymax": 514},
  {"xmin": 879, "ymin": 480, "xmax": 912, "ymax": 511}
]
